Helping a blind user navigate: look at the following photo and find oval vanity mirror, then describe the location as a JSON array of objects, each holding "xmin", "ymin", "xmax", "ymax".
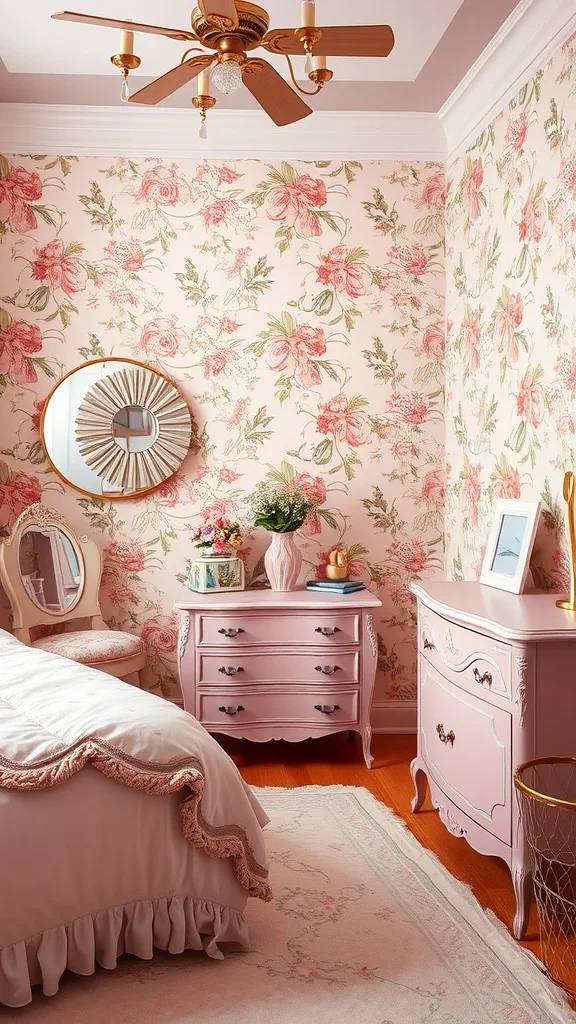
[
  {"xmin": 41, "ymin": 358, "xmax": 192, "ymax": 500},
  {"xmin": 18, "ymin": 526, "xmax": 83, "ymax": 613}
]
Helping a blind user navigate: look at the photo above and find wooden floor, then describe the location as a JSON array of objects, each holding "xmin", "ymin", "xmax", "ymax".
[{"xmin": 220, "ymin": 731, "xmax": 542, "ymax": 961}]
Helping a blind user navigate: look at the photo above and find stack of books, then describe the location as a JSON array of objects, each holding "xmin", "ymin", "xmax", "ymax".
[{"xmin": 306, "ymin": 579, "xmax": 366, "ymax": 595}]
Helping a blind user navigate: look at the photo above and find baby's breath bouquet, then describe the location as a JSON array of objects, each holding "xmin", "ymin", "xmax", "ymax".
[{"xmin": 249, "ymin": 482, "xmax": 320, "ymax": 533}]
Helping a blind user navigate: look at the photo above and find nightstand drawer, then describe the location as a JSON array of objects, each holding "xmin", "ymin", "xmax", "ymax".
[
  {"xmin": 199, "ymin": 651, "xmax": 359, "ymax": 685},
  {"xmin": 198, "ymin": 688, "xmax": 359, "ymax": 727},
  {"xmin": 419, "ymin": 659, "xmax": 512, "ymax": 844},
  {"xmin": 198, "ymin": 611, "xmax": 360, "ymax": 647},
  {"xmin": 420, "ymin": 605, "xmax": 512, "ymax": 699}
]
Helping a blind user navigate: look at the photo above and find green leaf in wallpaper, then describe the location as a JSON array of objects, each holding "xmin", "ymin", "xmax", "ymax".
[
  {"xmin": 311, "ymin": 439, "xmax": 333, "ymax": 466},
  {"xmin": 0, "ymin": 156, "xmax": 11, "ymax": 180},
  {"xmin": 0, "ymin": 308, "xmax": 11, "ymax": 332}
]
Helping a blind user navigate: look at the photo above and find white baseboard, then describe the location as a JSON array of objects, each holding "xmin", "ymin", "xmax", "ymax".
[
  {"xmin": 371, "ymin": 701, "xmax": 417, "ymax": 734},
  {"xmin": 168, "ymin": 697, "xmax": 417, "ymax": 734}
]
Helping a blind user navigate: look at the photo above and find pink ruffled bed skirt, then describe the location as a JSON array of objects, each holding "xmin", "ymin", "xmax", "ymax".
[{"xmin": 0, "ymin": 894, "xmax": 250, "ymax": 1008}]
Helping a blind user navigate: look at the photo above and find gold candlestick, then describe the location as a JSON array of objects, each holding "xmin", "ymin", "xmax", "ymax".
[{"xmin": 556, "ymin": 471, "xmax": 576, "ymax": 610}]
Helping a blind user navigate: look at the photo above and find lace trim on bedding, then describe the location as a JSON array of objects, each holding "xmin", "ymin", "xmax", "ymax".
[{"xmin": 0, "ymin": 738, "xmax": 271, "ymax": 902}]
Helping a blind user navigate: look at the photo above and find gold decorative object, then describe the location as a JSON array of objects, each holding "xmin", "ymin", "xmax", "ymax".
[
  {"xmin": 515, "ymin": 757, "xmax": 576, "ymax": 1005},
  {"xmin": 556, "ymin": 471, "xmax": 576, "ymax": 611},
  {"xmin": 325, "ymin": 548, "xmax": 349, "ymax": 581},
  {"xmin": 51, "ymin": 3, "xmax": 395, "ymax": 127}
]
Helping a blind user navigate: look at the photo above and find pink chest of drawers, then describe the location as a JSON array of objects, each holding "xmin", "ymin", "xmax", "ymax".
[
  {"xmin": 176, "ymin": 588, "xmax": 382, "ymax": 768},
  {"xmin": 410, "ymin": 580, "xmax": 576, "ymax": 939}
]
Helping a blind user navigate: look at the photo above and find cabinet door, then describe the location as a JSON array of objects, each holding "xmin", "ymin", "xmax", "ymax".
[{"xmin": 419, "ymin": 659, "xmax": 512, "ymax": 844}]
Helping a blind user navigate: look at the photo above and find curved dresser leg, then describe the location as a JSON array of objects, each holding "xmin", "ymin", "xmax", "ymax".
[
  {"xmin": 512, "ymin": 864, "xmax": 533, "ymax": 940},
  {"xmin": 362, "ymin": 726, "xmax": 374, "ymax": 769},
  {"xmin": 410, "ymin": 758, "xmax": 428, "ymax": 813}
]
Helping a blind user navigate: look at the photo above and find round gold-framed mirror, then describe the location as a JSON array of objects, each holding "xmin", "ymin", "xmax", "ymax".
[{"xmin": 40, "ymin": 358, "xmax": 192, "ymax": 500}]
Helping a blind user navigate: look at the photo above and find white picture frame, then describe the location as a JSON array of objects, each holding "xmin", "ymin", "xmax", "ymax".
[{"xmin": 480, "ymin": 499, "xmax": 541, "ymax": 594}]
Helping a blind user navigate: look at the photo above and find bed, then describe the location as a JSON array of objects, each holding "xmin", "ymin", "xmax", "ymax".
[{"xmin": 0, "ymin": 628, "xmax": 271, "ymax": 1008}]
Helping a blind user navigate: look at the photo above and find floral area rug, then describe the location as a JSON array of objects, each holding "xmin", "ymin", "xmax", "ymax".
[{"xmin": 3, "ymin": 786, "xmax": 572, "ymax": 1024}]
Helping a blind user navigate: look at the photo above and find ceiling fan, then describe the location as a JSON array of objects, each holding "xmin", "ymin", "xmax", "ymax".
[{"xmin": 52, "ymin": 2, "xmax": 395, "ymax": 132}]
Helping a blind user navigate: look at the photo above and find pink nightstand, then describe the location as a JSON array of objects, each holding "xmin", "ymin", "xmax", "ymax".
[
  {"xmin": 410, "ymin": 580, "xmax": 576, "ymax": 939},
  {"xmin": 175, "ymin": 587, "xmax": 382, "ymax": 768}
]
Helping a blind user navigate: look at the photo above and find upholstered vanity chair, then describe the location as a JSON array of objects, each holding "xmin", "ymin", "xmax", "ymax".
[{"xmin": 0, "ymin": 503, "xmax": 145, "ymax": 685}]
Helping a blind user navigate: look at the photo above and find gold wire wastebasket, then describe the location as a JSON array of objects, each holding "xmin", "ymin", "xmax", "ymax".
[{"xmin": 514, "ymin": 757, "xmax": 576, "ymax": 1001}]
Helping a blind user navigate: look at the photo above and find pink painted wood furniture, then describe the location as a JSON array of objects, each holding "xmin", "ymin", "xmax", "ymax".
[
  {"xmin": 175, "ymin": 588, "xmax": 382, "ymax": 768},
  {"xmin": 410, "ymin": 580, "xmax": 576, "ymax": 939}
]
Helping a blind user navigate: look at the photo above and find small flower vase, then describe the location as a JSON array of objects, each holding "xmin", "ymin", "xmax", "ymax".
[{"xmin": 264, "ymin": 531, "xmax": 302, "ymax": 592}]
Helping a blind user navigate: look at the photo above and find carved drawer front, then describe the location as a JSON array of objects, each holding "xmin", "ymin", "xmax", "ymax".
[
  {"xmin": 198, "ymin": 612, "xmax": 360, "ymax": 648},
  {"xmin": 198, "ymin": 688, "xmax": 359, "ymax": 727},
  {"xmin": 419, "ymin": 660, "xmax": 512, "ymax": 844},
  {"xmin": 420, "ymin": 605, "xmax": 511, "ymax": 699},
  {"xmin": 199, "ymin": 651, "xmax": 359, "ymax": 686}
]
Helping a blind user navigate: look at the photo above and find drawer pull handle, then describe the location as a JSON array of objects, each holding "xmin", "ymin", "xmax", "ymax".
[
  {"xmin": 218, "ymin": 628, "xmax": 245, "ymax": 638},
  {"xmin": 218, "ymin": 666, "xmax": 244, "ymax": 676},
  {"xmin": 218, "ymin": 705, "xmax": 244, "ymax": 716},
  {"xmin": 473, "ymin": 668, "xmax": 492, "ymax": 686},
  {"xmin": 436, "ymin": 723, "xmax": 455, "ymax": 745},
  {"xmin": 423, "ymin": 638, "xmax": 436, "ymax": 650},
  {"xmin": 315, "ymin": 626, "xmax": 341, "ymax": 637},
  {"xmin": 314, "ymin": 664, "xmax": 342, "ymax": 676},
  {"xmin": 314, "ymin": 704, "xmax": 341, "ymax": 715}
]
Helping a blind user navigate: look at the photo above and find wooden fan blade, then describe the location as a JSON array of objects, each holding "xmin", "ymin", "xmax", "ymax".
[
  {"xmin": 242, "ymin": 59, "xmax": 312, "ymax": 127},
  {"xmin": 197, "ymin": 0, "xmax": 238, "ymax": 31},
  {"xmin": 51, "ymin": 11, "xmax": 196, "ymax": 42},
  {"xmin": 129, "ymin": 56, "xmax": 214, "ymax": 105},
  {"xmin": 263, "ymin": 25, "xmax": 395, "ymax": 58}
]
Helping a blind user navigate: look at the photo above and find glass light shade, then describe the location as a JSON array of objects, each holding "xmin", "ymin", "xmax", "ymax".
[{"xmin": 211, "ymin": 61, "xmax": 242, "ymax": 95}]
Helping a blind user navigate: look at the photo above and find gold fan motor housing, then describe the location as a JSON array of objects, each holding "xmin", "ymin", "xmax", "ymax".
[{"xmin": 191, "ymin": 2, "xmax": 270, "ymax": 50}]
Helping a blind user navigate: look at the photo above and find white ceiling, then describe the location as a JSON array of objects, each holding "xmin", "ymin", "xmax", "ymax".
[{"xmin": 3, "ymin": 0, "xmax": 465, "ymax": 83}]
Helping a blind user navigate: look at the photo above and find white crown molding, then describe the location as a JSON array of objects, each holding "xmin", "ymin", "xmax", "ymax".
[
  {"xmin": 440, "ymin": 0, "xmax": 576, "ymax": 162},
  {"xmin": 371, "ymin": 700, "xmax": 416, "ymax": 734},
  {"xmin": 0, "ymin": 104, "xmax": 446, "ymax": 161}
]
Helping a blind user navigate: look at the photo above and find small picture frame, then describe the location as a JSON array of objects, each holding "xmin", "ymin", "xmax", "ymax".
[{"xmin": 480, "ymin": 499, "xmax": 541, "ymax": 594}]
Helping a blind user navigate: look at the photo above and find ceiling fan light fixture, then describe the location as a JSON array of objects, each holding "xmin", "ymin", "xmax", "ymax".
[{"xmin": 211, "ymin": 59, "xmax": 243, "ymax": 94}]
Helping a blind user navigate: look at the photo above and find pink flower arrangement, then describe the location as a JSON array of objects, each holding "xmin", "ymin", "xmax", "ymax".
[{"xmin": 192, "ymin": 517, "xmax": 244, "ymax": 555}]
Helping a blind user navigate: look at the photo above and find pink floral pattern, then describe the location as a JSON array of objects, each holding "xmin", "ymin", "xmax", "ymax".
[
  {"xmin": 446, "ymin": 37, "xmax": 576, "ymax": 588},
  {"xmin": 0, "ymin": 156, "xmax": 444, "ymax": 699},
  {"xmin": 32, "ymin": 629, "xmax": 144, "ymax": 664}
]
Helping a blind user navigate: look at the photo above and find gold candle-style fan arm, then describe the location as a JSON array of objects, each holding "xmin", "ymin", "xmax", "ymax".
[
  {"xmin": 197, "ymin": 0, "xmax": 238, "ymax": 31},
  {"xmin": 263, "ymin": 25, "xmax": 395, "ymax": 58},
  {"xmin": 242, "ymin": 59, "xmax": 312, "ymax": 127},
  {"xmin": 51, "ymin": 11, "xmax": 198, "ymax": 42},
  {"xmin": 129, "ymin": 55, "xmax": 215, "ymax": 105}
]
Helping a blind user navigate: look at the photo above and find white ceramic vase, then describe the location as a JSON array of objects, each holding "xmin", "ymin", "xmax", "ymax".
[{"xmin": 264, "ymin": 531, "xmax": 302, "ymax": 592}]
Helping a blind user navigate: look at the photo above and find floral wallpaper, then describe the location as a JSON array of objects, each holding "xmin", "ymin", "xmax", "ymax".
[
  {"xmin": 0, "ymin": 155, "xmax": 444, "ymax": 701},
  {"xmin": 445, "ymin": 32, "xmax": 576, "ymax": 589}
]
